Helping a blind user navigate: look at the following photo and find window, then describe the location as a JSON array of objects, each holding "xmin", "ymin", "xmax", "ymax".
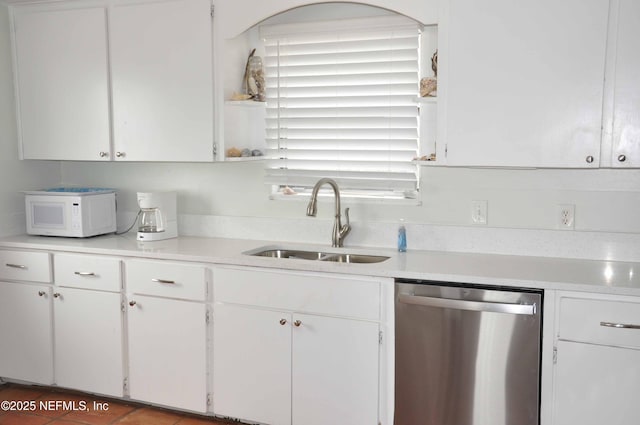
[{"xmin": 261, "ymin": 16, "xmax": 421, "ymax": 200}]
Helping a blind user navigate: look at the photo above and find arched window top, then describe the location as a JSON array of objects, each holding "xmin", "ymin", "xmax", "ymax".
[{"xmin": 217, "ymin": 0, "xmax": 437, "ymax": 39}]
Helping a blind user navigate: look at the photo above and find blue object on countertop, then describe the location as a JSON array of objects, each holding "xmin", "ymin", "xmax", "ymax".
[{"xmin": 398, "ymin": 220, "xmax": 407, "ymax": 252}]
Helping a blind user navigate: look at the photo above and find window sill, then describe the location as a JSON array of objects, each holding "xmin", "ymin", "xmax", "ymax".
[{"xmin": 269, "ymin": 192, "xmax": 422, "ymax": 206}]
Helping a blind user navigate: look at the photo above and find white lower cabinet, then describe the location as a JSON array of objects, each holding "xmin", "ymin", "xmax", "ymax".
[
  {"xmin": 212, "ymin": 267, "xmax": 382, "ymax": 425},
  {"xmin": 214, "ymin": 305, "xmax": 380, "ymax": 425},
  {"xmin": 291, "ymin": 313, "xmax": 379, "ymax": 425},
  {"xmin": 125, "ymin": 259, "xmax": 209, "ymax": 413},
  {"xmin": 52, "ymin": 253, "xmax": 124, "ymax": 396},
  {"xmin": 552, "ymin": 293, "xmax": 640, "ymax": 425},
  {"xmin": 0, "ymin": 281, "xmax": 53, "ymax": 384},
  {"xmin": 127, "ymin": 295, "xmax": 208, "ymax": 412},
  {"xmin": 553, "ymin": 340, "xmax": 640, "ymax": 425},
  {"xmin": 53, "ymin": 288, "xmax": 124, "ymax": 396},
  {"xmin": 0, "ymin": 250, "xmax": 53, "ymax": 384},
  {"xmin": 214, "ymin": 304, "xmax": 292, "ymax": 425}
]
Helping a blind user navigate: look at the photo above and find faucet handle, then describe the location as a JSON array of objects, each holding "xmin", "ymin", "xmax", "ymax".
[{"xmin": 338, "ymin": 207, "xmax": 352, "ymax": 246}]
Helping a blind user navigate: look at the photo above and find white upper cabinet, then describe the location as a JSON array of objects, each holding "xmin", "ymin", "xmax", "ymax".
[
  {"xmin": 110, "ymin": 0, "xmax": 214, "ymax": 161},
  {"xmin": 442, "ymin": 0, "xmax": 610, "ymax": 168},
  {"xmin": 602, "ymin": 0, "xmax": 640, "ymax": 168},
  {"xmin": 13, "ymin": 6, "xmax": 111, "ymax": 160},
  {"xmin": 11, "ymin": 0, "xmax": 214, "ymax": 162}
]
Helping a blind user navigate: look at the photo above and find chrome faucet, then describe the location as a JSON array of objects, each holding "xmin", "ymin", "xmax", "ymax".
[{"xmin": 306, "ymin": 178, "xmax": 351, "ymax": 247}]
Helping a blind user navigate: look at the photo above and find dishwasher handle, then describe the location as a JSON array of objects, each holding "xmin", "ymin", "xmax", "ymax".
[{"xmin": 398, "ymin": 293, "xmax": 537, "ymax": 316}]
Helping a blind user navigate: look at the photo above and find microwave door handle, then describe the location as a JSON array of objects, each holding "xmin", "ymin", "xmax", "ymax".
[{"xmin": 398, "ymin": 293, "xmax": 537, "ymax": 316}]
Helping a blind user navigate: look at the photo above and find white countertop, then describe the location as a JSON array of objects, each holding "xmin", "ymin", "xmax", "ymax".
[{"xmin": 1, "ymin": 234, "xmax": 639, "ymax": 296}]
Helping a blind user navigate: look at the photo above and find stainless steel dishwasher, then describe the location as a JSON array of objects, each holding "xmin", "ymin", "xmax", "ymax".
[{"xmin": 395, "ymin": 279, "xmax": 543, "ymax": 425}]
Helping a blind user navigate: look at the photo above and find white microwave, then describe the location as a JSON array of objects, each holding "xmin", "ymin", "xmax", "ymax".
[{"xmin": 25, "ymin": 188, "xmax": 117, "ymax": 237}]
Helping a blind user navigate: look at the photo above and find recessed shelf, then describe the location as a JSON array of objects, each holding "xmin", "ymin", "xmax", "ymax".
[
  {"xmin": 225, "ymin": 100, "xmax": 267, "ymax": 107},
  {"xmin": 414, "ymin": 96, "xmax": 437, "ymax": 103},
  {"xmin": 412, "ymin": 160, "xmax": 441, "ymax": 166},
  {"xmin": 224, "ymin": 156, "xmax": 266, "ymax": 162}
]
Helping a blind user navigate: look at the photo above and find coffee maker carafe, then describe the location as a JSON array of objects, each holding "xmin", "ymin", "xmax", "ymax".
[{"xmin": 136, "ymin": 192, "xmax": 177, "ymax": 241}]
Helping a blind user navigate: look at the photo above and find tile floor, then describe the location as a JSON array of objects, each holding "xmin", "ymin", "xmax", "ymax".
[{"xmin": 0, "ymin": 383, "xmax": 236, "ymax": 425}]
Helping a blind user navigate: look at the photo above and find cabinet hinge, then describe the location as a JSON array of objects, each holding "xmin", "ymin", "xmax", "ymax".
[
  {"xmin": 210, "ymin": 4, "xmax": 214, "ymax": 18},
  {"xmin": 213, "ymin": 143, "xmax": 218, "ymax": 159},
  {"xmin": 445, "ymin": 144, "xmax": 448, "ymax": 157},
  {"xmin": 206, "ymin": 310, "xmax": 211, "ymax": 324},
  {"xmin": 553, "ymin": 346, "xmax": 558, "ymax": 365},
  {"xmin": 121, "ymin": 301, "xmax": 125, "ymax": 312},
  {"xmin": 123, "ymin": 377, "xmax": 128, "ymax": 393},
  {"xmin": 207, "ymin": 393, "xmax": 212, "ymax": 406},
  {"xmin": 378, "ymin": 331, "xmax": 383, "ymax": 345}
]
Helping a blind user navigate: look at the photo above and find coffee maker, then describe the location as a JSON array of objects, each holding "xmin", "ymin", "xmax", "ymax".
[{"xmin": 136, "ymin": 191, "xmax": 177, "ymax": 241}]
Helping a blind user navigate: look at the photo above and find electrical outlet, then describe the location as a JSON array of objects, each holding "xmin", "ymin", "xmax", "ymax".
[
  {"xmin": 471, "ymin": 200, "xmax": 488, "ymax": 225},
  {"xmin": 557, "ymin": 204, "xmax": 575, "ymax": 229}
]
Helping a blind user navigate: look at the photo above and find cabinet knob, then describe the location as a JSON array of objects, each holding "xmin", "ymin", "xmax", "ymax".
[
  {"xmin": 99, "ymin": 151, "xmax": 109, "ymax": 158},
  {"xmin": 38, "ymin": 291, "xmax": 46, "ymax": 297},
  {"xmin": 585, "ymin": 155, "xmax": 594, "ymax": 164},
  {"xmin": 53, "ymin": 293, "xmax": 61, "ymax": 298},
  {"xmin": 293, "ymin": 320, "xmax": 302, "ymax": 327},
  {"xmin": 115, "ymin": 151, "xmax": 125, "ymax": 158},
  {"xmin": 129, "ymin": 300, "xmax": 137, "ymax": 307},
  {"xmin": 618, "ymin": 154, "xmax": 627, "ymax": 163},
  {"xmin": 279, "ymin": 318, "xmax": 287, "ymax": 326}
]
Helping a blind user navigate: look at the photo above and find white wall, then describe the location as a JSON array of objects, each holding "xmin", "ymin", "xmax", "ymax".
[
  {"xmin": 59, "ymin": 161, "xmax": 640, "ymax": 234},
  {"xmin": 0, "ymin": 4, "xmax": 60, "ymax": 237}
]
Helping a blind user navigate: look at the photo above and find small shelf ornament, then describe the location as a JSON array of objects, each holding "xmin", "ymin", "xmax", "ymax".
[
  {"xmin": 420, "ymin": 50, "xmax": 438, "ymax": 97},
  {"xmin": 243, "ymin": 48, "xmax": 265, "ymax": 102}
]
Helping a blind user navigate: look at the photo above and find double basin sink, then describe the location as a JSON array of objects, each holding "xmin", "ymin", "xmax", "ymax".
[{"xmin": 246, "ymin": 247, "xmax": 390, "ymax": 264}]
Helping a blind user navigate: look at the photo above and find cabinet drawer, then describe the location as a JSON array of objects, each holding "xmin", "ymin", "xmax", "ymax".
[
  {"xmin": 54, "ymin": 254, "xmax": 121, "ymax": 292},
  {"xmin": 559, "ymin": 297, "xmax": 640, "ymax": 348},
  {"xmin": 214, "ymin": 268, "xmax": 380, "ymax": 321},
  {"xmin": 125, "ymin": 259, "xmax": 207, "ymax": 301},
  {"xmin": 0, "ymin": 250, "xmax": 51, "ymax": 283}
]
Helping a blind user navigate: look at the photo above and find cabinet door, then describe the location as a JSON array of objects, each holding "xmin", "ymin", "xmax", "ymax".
[
  {"xmin": 443, "ymin": 0, "xmax": 609, "ymax": 167},
  {"xmin": 127, "ymin": 295, "xmax": 208, "ymax": 412},
  {"xmin": 610, "ymin": 0, "xmax": 640, "ymax": 167},
  {"xmin": 292, "ymin": 314, "xmax": 379, "ymax": 425},
  {"xmin": 0, "ymin": 282, "xmax": 53, "ymax": 384},
  {"xmin": 12, "ymin": 6, "xmax": 111, "ymax": 160},
  {"xmin": 53, "ymin": 288, "xmax": 123, "ymax": 396},
  {"xmin": 213, "ymin": 303, "xmax": 292, "ymax": 425},
  {"xmin": 110, "ymin": 0, "xmax": 214, "ymax": 162},
  {"xmin": 553, "ymin": 340, "xmax": 640, "ymax": 425}
]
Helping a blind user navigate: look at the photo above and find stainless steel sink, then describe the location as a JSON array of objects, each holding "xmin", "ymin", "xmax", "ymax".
[
  {"xmin": 251, "ymin": 249, "xmax": 327, "ymax": 261},
  {"xmin": 321, "ymin": 253, "xmax": 389, "ymax": 263},
  {"xmin": 247, "ymin": 248, "xmax": 389, "ymax": 264}
]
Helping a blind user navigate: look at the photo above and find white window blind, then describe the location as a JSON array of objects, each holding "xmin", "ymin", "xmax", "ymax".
[{"xmin": 261, "ymin": 16, "xmax": 421, "ymax": 198}]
